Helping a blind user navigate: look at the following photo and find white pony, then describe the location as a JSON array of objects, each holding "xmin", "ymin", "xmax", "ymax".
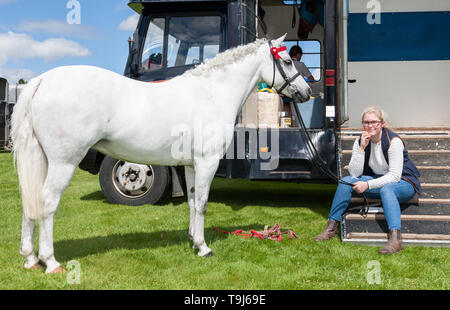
[{"xmin": 11, "ymin": 35, "xmax": 311, "ymax": 274}]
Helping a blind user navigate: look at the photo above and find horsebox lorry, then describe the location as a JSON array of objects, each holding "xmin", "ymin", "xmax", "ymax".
[
  {"xmin": 80, "ymin": 0, "xmax": 346, "ymax": 203},
  {"xmin": 0, "ymin": 78, "xmax": 20, "ymax": 150},
  {"xmin": 75, "ymin": 0, "xmax": 449, "ymax": 246}
]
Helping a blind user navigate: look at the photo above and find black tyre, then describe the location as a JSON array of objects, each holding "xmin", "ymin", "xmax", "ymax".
[{"xmin": 99, "ymin": 156, "xmax": 170, "ymax": 206}]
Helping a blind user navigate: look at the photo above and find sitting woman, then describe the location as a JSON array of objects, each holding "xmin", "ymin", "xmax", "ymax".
[{"xmin": 315, "ymin": 106, "xmax": 422, "ymax": 254}]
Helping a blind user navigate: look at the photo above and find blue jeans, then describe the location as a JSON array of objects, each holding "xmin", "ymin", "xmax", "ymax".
[{"xmin": 328, "ymin": 175, "xmax": 415, "ymax": 230}]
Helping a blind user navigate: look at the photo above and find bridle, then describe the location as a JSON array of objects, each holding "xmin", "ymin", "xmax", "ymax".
[{"xmin": 268, "ymin": 41, "xmax": 302, "ymax": 97}]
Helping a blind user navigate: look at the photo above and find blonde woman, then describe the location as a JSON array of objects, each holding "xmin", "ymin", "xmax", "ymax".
[{"xmin": 315, "ymin": 106, "xmax": 422, "ymax": 254}]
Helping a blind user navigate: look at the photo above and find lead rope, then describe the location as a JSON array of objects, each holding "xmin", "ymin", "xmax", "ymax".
[
  {"xmin": 214, "ymin": 224, "xmax": 299, "ymax": 242},
  {"xmin": 267, "ymin": 41, "xmax": 372, "ymax": 217},
  {"xmin": 289, "ymin": 99, "xmax": 372, "ymax": 217}
]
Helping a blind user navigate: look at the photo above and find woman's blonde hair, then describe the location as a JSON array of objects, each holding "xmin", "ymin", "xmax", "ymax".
[{"xmin": 361, "ymin": 106, "xmax": 390, "ymax": 128}]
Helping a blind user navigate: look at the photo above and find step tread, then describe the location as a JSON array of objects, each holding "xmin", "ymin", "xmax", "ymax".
[
  {"xmin": 341, "ymin": 135, "xmax": 450, "ymax": 140},
  {"xmin": 342, "ymin": 149, "xmax": 450, "ymax": 154},
  {"xmin": 422, "ymin": 183, "xmax": 450, "ymax": 188},
  {"xmin": 344, "ymin": 165, "xmax": 450, "ymax": 170},
  {"xmin": 415, "ymin": 166, "xmax": 450, "ymax": 170},
  {"xmin": 345, "ymin": 213, "xmax": 450, "ymax": 221},
  {"xmin": 340, "ymin": 127, "xmax": 450, "ymax": 132},
  {"xmin": 346, "ymin": 232, "xmax": 450, "ymax": 241},
  {"xmin": 342, "ymin": 238, "xmax": 450, "ymax": 247},
  {"xmin": 350, "ymin": 197, "xmax": 450, "ymax": 204}
]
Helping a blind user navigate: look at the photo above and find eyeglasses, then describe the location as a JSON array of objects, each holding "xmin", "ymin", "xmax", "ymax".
[{"xmin": 362, "ymin": 121, "xmax": 382, "ymax": 127}]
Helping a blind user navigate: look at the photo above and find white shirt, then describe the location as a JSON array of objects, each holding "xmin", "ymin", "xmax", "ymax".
[
  {"xmin": 348, "ymin": 137, "xmax": 404, "ymax": 189},
  {"xmin": 292, "ymin": 60, "xmax": 312, "ymax": 79}
]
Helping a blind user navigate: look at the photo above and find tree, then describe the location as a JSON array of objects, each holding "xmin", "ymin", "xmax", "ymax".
[{"xmin": 18, "ymin": 79, "xmax": 27, "ymax": 84}]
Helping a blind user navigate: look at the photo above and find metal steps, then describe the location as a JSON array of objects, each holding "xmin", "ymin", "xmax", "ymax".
[
  {"xmin": 341, "ymin": 149, "xmax": 450, "ymax": 166},
  {"xmin": 338, "ymin": 128, "xmax": 450, "ymax": 247}
]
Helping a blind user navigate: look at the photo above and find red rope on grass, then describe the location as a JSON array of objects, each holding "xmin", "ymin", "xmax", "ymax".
[{"xmin": 214, "ymin": 224, "xmax": 299, "ymax": 242}]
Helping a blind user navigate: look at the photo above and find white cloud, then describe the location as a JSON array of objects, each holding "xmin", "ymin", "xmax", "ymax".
[
  {"xmin": 0, "ymin": 31, "xmax": 91, "ymax": 65},
  {"xmin": 0, "ymin": 0, "xmax": 18, "ymax": 4},
  {"xmin": 115, "ymin": 0, "xmax": 130, "ymax": 12},
  {"xmin": 118, "ymin": 14, "xmax": 139, "ymax": 31},
  {"xmin": 0, "ymin": 66, "xmax": 36, "ymax": 84},
  {"xmin": 17, "ymin": 20, "xmax": 103, "ymax": 40}
]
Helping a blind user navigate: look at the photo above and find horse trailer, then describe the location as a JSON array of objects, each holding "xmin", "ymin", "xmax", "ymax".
[
  {"xmin": 79, "ymin": 0, "xmax": 450, "ymax": 218},
  {"xmin": 0, "ymin": 77, "xmax": 17, "ymax": 150}
]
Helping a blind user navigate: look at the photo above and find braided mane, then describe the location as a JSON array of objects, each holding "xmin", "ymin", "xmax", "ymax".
[{"xmin": 184, "ymin": 38, "xmax": 268, "ymax": 77}]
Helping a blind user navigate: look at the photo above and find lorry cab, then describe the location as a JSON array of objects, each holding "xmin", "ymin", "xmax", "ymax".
[{"xmin": 80, "ymin": 0, "xmax": 349, "ymax": 205}]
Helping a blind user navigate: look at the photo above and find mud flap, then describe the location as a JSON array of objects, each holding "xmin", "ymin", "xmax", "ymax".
[{"xmin": 171, "ymin": 166, "xmax": 185, "ymax": 197}]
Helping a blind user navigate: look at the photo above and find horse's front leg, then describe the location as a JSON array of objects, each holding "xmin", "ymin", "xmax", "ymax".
[
  {"xmin": 20, "ymin": 214, "xmax": 41, "ymax": 269},
  {"xmin": 192, "ymin": 158, "xmax": 220, "ymax": 257}
]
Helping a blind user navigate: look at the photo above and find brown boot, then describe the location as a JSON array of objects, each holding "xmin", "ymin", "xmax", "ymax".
[
  {"xmin": 379, "ymin": 229, "xmax": 403, "ymax": 254},
  {"xmin": 314, "ymin": 220, "xmax": 339, "ymax": 242}
]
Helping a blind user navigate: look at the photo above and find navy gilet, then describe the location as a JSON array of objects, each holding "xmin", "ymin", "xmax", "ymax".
[{"xmin": 362, "ymin": 128, "xmax": 422, "ymax": 194}]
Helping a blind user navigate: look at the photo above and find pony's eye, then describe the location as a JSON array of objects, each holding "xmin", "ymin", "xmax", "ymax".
[{"xmin": 283, "ymin": 59, "xmax": 292, "ymax": 65}]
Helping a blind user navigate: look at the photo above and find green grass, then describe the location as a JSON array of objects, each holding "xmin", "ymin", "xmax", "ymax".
[{"xmin": 0, "ymin": 150, "xmax": 448, "ymax": 290}]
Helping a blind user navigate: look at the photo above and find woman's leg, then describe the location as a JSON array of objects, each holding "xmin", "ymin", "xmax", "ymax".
[
  {"xmin": 315, "ymin": 175, "xmax": 374, "ymax": 242},
  {"xmin": 378, "ymin": 180, "xmax": 415, "ymax": 254},
  {"xmin": 379, "ymin": 180, "xmax": 415, "ymax": 230},
  {"xmin": 328, "ymin": 175, "xmax": 374, "ymax": 222}
]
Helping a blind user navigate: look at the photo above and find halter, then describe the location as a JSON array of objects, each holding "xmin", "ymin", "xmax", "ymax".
[{"xmin": 268, "ymin": 41, "xmax": 302, "ymax": 95}]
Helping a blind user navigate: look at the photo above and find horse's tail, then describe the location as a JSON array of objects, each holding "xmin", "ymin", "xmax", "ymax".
[{"xmin": 11, "ymin": 77, "xmax": 47, "ymax": 220}]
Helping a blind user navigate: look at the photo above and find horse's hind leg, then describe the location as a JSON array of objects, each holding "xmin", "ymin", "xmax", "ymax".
[
  {"xmin": 39, "ymin": 161, "xmax": 77, "ymax": 274},
  {"xmin": 20, "ymin": 215, "xmax": 40, "ymax": 269},
  {"xmin": 184, "ymin": 165, "xmax": 196, "ymax": 244}
]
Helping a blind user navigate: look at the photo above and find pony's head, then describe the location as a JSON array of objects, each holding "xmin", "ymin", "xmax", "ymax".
[{"xmin": 260, "ymin": 34, "xmax": 311, "ymax": 103}]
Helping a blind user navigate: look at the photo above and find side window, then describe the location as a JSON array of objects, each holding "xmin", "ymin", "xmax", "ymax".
[
  {"xmin": 167, "ymin": 16, "xmax": 221, "ymax": 67},
  {"xmin": 140, "ymin": 15, "xmax": 222, "ymax": 71},
  {"xmin": 284, "ymin": 40, "xmax": 322, "ymax": 81},
  {"xmin": 241, "ymin": 0, "xmax": 257, "ymax": 44},
  {"xmin": 141, "ymin": 18, "xmax": 165, "ymax": 71}
]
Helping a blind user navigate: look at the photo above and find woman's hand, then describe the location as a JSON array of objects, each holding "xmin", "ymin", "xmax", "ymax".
[
  {"xmin": 359, "ymin": 131, "xmax": 371, "ymax": 151},
  {"xmin": 353, "ymin": 181, "xmax": 369, "ymax": 194}
]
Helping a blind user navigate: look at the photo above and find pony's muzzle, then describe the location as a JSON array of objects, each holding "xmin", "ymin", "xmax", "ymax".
[{"xmin": 289, "ymin": 85, "xmax": 311, "ymax": 103}]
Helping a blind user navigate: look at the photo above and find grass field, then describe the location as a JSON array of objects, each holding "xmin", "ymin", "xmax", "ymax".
[{"xmin": 0, "ymin": 150, "xmax": 448, "ymax": 290}]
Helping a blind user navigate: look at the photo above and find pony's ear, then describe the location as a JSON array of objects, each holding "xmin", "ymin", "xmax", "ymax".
[{"xmin": 272, "ymin": 33, "xmax": 287, "ymax": 46}]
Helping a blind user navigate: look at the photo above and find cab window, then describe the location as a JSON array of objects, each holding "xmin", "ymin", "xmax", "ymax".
[
  {"xmin": 141, "ymin": 18, "xmax": 165, "ymax": 71},
  {"xmin": 141, "ymin": 15, "xmax": 222, "ymax": 71}
]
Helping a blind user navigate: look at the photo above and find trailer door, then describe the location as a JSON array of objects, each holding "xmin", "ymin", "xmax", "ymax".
[{"xmin": 336, "ymin": 0, "xmax": 349, "ymax": 125}]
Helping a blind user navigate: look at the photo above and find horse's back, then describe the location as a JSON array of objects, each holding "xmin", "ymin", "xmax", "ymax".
[
  {"xmin": 30, "ymin": 66, "xmax": 133, "ymax": 159},
  {"xmin": 29, "ymin": 65, "xmax": 192, "ymax": 165}
]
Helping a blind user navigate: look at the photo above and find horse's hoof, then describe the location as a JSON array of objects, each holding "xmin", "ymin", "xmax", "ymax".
[
  {"xmin": 23, "ymin": 254, "xmax": 41, "ymax": 269},
  {"xmin": 197, "ymin": 248, "xmax": 213, "ymax": 257},
  {"xmin": 25, "ymin": 262, "xmax": 43, "ymax": 270},
  {"xmin": 203, "ymin": 251, "xmax": 213, "ymax": 257},
  {"xmin": 31, "ymin": 263, "xmax": 44, "ymax": 269},
  {"xmin": 46, "ymin": 266, "xmax": 66, "ymax": 274}
]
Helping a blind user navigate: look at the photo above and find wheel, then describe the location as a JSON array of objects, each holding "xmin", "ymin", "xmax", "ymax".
[{"xmin": 99, "ymin": 156, "xmax": 170, "ymax": 206}]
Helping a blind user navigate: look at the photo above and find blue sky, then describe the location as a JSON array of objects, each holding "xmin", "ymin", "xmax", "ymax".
[{"xmin": 0, "ymin": 0, "xmax": 139, "ymax": 83}]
